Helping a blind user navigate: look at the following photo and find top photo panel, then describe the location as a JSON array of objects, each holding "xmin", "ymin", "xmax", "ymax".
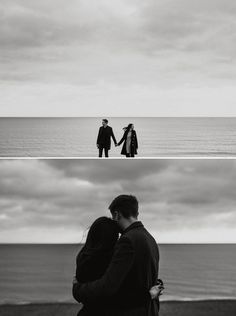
[
  {"xmin": 1, "ymin": 0, "xmax": 236, "ymax": 157},
  {"xmin": 1, "ymin": 117, "xmax": 236, "ymax": 157}
]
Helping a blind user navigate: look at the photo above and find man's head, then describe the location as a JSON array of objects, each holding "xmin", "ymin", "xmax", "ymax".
[
  {"xmin": 109, "ymin": 195, "xmax": 139, "ymax": 231},
  {"xmin": 102, "ymin": 119, "xmax": 108, "ymax": 127}
]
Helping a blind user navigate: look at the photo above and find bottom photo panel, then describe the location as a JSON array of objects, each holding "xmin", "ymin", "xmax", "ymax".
[{"xmin": 0, "ymin": 158, "xmax": 236, "ymax": 316}]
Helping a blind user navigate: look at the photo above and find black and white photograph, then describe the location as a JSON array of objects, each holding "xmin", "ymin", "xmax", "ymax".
[
  {"xmin": 1, "ymin": 0, "xmax": 236, "ymax": 157},
  {"xmin": 1, "ymin": 0, "xmax": 236, "ymax": 316},
  {"xmin": 0, "ymin": 159, "xmax": 236, "ymax": 316}
]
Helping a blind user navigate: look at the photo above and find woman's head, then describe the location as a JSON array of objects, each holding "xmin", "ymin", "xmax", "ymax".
[
  {"xmin": 123, "ymin": 123, "xmax": 134, "ymax": 131},
  {"xmin": 76, "ymin": 217, "xmax": 119, "ymax": 282},
  {"xmin": 84, "ymin": 217, "xmax": 119, "ymax": 254}
]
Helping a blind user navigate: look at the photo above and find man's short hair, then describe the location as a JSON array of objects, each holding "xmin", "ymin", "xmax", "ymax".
[
  {"xmin": 109, "ymin": 195, "xmax": 139, "ymax": 218},
  {"xmin": 103, "ymin": 119, "xmax": 108, "ymax": 124}
]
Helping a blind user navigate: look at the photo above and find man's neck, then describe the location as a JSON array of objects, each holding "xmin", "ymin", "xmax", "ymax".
[{"xmin": 122, "ymin": 218, "xmax": 138, "ymax": 231}]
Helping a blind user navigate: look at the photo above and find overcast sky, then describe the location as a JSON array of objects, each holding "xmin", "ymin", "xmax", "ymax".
[
  {"xmin": 1, "ymin": 0, "xmax": 236, "ymax": 116},
  {"xmin": 0, "ymin": 159, "xmax": 236, "ymax": 243}
]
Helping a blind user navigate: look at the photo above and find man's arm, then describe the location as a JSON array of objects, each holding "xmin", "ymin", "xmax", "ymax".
[
  {"xmin": 96, "ymin": 127, "xmax": 101, "ymax": 146},
  {"xmin": 73, "ymin": 237, "xmax": 134, "ymax": 303},
  {"xmin": 110, "ymin": 128, "xmax": 117, "ymax": 145}
]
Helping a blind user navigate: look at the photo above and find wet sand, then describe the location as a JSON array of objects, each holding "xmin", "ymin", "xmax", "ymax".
[{"xmin": 0, "ymin": 300, "xmax": 236, "ymax": 316}]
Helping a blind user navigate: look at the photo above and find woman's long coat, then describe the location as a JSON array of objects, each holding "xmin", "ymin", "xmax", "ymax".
[{"xmin": 118, "ymin": 130, "xmax": 138, "ymax": 156}]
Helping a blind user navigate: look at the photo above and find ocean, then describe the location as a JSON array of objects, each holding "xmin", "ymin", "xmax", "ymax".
[
  {"xmin": 1, "ymin": 117, "xmax": 236, "ymax": 157},
  {"xmin": 0, "ymin": 244, "xmax": 235, "ymax": 305}
]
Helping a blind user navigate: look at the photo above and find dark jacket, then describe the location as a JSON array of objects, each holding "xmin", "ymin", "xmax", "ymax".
[
  {"xmin": 97, "ymin": 126, "xmax": 117, "ymax": 150},
  {"xmin": 118, "ymin": 130, "xmax": 138, "ymax": 156},
  {"xmin": 73, "ymin": 222, "xmax": 160, "ymax": 316},
  {"xmin": 75, "ymin": 246, "xmax": 114, "ymax": 315}
]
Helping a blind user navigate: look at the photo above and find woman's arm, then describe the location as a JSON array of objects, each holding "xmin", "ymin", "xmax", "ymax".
[
  {"xmin": 134, "ymin": 131, "xmax": 138, "ymax": 149},
  {"xmin": 117, "ymin": 132, "xmax": 126, "ymax": 146},
  {"xmin": 72, "ymin": 237, "xmax": 134, "ymax": 302},
  {"xmin": 111, "ymin": 128, "xmax": 117, "ymax": 145}
]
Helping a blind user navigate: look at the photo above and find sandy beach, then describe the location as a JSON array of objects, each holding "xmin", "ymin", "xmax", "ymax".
[{"xmin": 0, "ymin": 300, "xmax": 235, "ymax": 316}]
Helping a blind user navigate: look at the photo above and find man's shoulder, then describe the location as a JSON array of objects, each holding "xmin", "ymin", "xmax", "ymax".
[
  {"xmin": 117, "ymin": 234, "xmax": 135, "ymax": 248},
  {"xmin": 114, "ymin": 235, "xmax": 134, "ymax": 254},
  {"xmin": 121, "ymin": 227, "xmax": 143, "ymax": 244},
  {"xmin": 124, "ymin": 226, "xmax": 157, "ymax": 247},
  {"xmin": 118, "ymin": 234, "xmax": 132, "ymax": 244}
]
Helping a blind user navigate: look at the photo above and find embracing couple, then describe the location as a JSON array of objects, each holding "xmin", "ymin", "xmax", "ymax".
[
  {"xmin": 73, "ymin": 195, "xmax": 164, "ymax": 316},
  {"xmin": 97, "ymin": 119, "xmax": 138, "ymax": 158}
]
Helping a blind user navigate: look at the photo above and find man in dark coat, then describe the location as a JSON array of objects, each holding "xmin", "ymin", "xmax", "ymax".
[
  {"xmin": 73, "ymin": 195, "xmax": 161, "ymax": 316},
  {"xmin": 97, "ymin": 119, "xmax": 117, "ymax": 157}
]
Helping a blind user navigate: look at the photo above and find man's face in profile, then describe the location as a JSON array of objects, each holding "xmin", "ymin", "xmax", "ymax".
[
  {"xmin": 111, "ymin": 211, "xmax": 118, "ymax": 222},
  {"xmin": 111, "ymin": 211, "xmax": 123, "ymax": 232},
  {"xmin": 102, "ymin": 120, "xmax": 107, "ymax": 127}
]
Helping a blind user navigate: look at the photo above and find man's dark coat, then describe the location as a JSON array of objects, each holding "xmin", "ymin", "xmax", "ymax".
[{"xmin": 97, "ymin": 126, "xmax": 117, "ymax": 150}]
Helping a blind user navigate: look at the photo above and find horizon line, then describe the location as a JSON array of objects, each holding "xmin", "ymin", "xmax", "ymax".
[
  {"xmin": 0, "ymin": 242, "xmax": 235, "ymax": 245},
  {"xmin": 1, "ymin": 116, "xmax": 236, "ymax": 118}
]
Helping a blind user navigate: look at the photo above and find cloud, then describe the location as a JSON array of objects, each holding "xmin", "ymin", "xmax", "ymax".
[
  {"xmin": 1, "ymin": 0, "xmax": 236, "ymax": 116},
  {"xmin": 0, "ymin": 159, "xmax": 236, "ymax": 243},
  {"xmin": 46, "ymin": 159, "xmax": 168, "ymax": 183}
]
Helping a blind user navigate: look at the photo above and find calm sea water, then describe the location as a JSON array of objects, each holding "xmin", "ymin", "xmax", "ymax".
[
  {"xmin": 0, "ymin": 244, "xmax": 235, "ymax": 304},
  {"xmin": 1, "ymin": 117, "xmax": 236, "ymax": 157}
]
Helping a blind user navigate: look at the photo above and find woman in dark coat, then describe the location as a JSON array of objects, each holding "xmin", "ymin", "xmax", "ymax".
[
  {"xmin": 117, "ymin": 124, "xmax": 138, "ymax": 157},
  {"xmin": 73, "ymin": 217, "xmax": 119, "ymax": 316}
]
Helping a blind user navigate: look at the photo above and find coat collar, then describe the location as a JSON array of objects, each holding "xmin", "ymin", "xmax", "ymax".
[{"xmin": 122, "ymin": 221, "xmax": 143, "ymax": 235}]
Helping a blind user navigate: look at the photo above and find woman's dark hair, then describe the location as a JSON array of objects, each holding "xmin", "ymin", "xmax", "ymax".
[
  {"xmin": 109, "ymin": 194, "xmax": 139, "ymax": 219},
  {"xmin": 123, "ymin": 123, "xmax": 133, "ymax": 131},
  {"xmin": 76, "ymin": 217, "xmax": 119, "ymax": 282},
  {"xmin": 82, "ymin": 216, "xmax": 119, "ymax": 254}
]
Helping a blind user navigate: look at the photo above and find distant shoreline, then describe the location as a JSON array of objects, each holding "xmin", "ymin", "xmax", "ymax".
[
  {"xmin": 1, "ymin": 116, "xmax": 236, "ymax": 119},
  {"xmin": 1, "ymin": 297, "xmax": 236, "ymax": 306},
  {"xmin": 0, "ymin": 300, "xmax": 235, "ymax": 316}
]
